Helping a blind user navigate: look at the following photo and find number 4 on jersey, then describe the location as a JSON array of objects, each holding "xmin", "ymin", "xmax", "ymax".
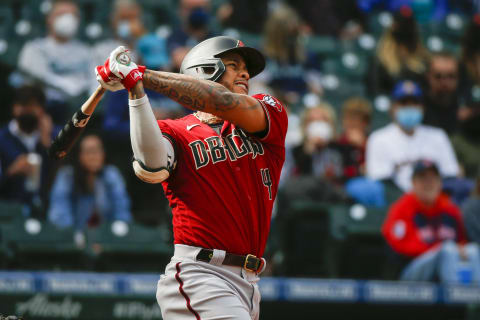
[{"xmin": 261, "ymin": 168, "xmax": 273, "ymax": 200}]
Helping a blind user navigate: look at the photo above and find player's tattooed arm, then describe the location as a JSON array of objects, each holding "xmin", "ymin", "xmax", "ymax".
[
  {"xmin": 129, "ymin": 81, "xmax": 146, "ymax": 100},
  {"xmin": 142, "ymin": 70, "xmax": 266, "ymax": 132}
]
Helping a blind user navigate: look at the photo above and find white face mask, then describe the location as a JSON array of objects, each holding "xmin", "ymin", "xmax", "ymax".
[
  {"xmin": 306, "ymin": 121, "xmax": 333, "ymax": 142},
  {"xmin": 53, "ymin": 13, "xmax": 79, "ymax": 39}
]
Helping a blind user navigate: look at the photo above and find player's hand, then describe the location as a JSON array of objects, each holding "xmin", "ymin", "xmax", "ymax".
[
  {"xmin": 107, "ymin": 46, "xmax": 145, "ymax": 91},
  {"xmin": 6, "ymin": 154, "xmax": 34, "ymax": 176},
  {"xmin": 95, "ymin": 62, "xmax": 124, "ymax": 92}
]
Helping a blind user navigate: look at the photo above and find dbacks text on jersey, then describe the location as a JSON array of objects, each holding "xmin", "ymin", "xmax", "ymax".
[{"xmin": 189, "ymin": 128, "xmax": 264, "ymax": 169}]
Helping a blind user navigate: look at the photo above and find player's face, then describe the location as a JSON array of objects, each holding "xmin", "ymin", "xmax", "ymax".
[{"xmin": 218, "ymin": 52, "xmax": 250, "ymax": 95}]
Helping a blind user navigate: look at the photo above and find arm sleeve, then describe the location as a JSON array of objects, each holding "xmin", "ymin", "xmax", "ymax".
[
  {"xmin": 251, "ymin": 94, "xmax": 288, "ymax": 148},
  {"xmin": 129, "ymin": 95, "xmax": 175, "ymax": 170},
  {"xmin": 48, "ymin": 167, "xmax": 74, "ymax": 228}
]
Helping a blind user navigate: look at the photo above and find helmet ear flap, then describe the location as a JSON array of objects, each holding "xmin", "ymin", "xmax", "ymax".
[{"xmin": 181, "ymin": 57, "xmax": 225, "ymax": 81}]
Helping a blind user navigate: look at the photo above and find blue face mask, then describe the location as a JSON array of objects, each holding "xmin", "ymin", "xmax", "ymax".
[{"xmin": 395, "ymin": 106, "xmax": 423, "ymax": 130}]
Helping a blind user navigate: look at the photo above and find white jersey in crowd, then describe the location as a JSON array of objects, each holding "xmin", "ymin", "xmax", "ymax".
[
  {"xmin": 18, "ymin": 36, "xmax": 91, "ymax": 99},
  {"xmin": 366, "ymin": 123, "xmax": 459, "ymax": 191}
]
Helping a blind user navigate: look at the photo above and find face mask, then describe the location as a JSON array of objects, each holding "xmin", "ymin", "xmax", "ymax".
[
  {"xmin": 117, "ymin": 20, "xmax": 131, "ymax": 39},
  {"xmin": 306, "ymin": 121, "xmax": 333, "ymax": 142},
  {"xmin": 395, "ymin": 106, "xmax": 423, "ymax": 130},
  {"xmin": 53, "ymin": 13, "xmax": 79, "ymax": 39},
  {"xmin": 17, "ymin": 113, "xmax": 38, "ymax": 134}
]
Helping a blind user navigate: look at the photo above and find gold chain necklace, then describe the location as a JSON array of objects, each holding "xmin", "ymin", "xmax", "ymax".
[{"xmin": 194, "ymin": 112, "xmax": 223, "ymax": 124}]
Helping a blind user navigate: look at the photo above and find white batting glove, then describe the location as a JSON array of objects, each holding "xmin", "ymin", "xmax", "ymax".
[
  {"xmin": 107, "ymin": 46, "xmax": 145, "ymax": 91},
  {"xmin": 95, "ymin": 65, "xmax": 124, "ymax": 92}
]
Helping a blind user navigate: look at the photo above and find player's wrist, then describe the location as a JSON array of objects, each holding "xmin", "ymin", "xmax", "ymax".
[{"xmin": 122, "ymin": 65, "xmax": 145, "ymax": 91}]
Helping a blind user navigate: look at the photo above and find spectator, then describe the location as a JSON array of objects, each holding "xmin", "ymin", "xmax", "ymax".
[
  {"xmin": 366, "ymin": 80, "xmax": 459, "ymax": 192},
  {"xmin": 462, "ymin": 171, "xmax": 480, "ymax": 244},
  {"xmin": 369, "ymin": 6, "xmax": 429, "ymax": 96},
  {"xmin": 17, "ymin": 0, "xmax": 90, "ymax": 124},
  {"xmin": 382, "ymin": 160, "xmax": 480, "ymax": 284},
  {"xmin": 423, "ymin": 52, "xmax": 460, "ymax": 135},
  {"xmin": 287, "ymin": 0, "xmax": 365, "ymax": 39},
  {"xmin": 292, "ymin": 103, "xmax": 344, "ymax": 184},
  {"xmin": 0, "ymin": 85, "xmax": 54, "ymax": 216},
  {"xmin": 216, "ymin": 0, "xmax": 268, "ymax": 34},
  {"xmin": 451, "ymin": 14, "xmax": 480, "ymax": 178},
  {"xmin": 48, "ymin": 134, "xmax": 131, "ymax": 231},
  {"xmin": 260, "ymin": 5, "xmax": 322, "ymax": 104},
  {"xmin": 337, "ymin": 97, "xmax": 372, "ymax": 178},
  {"xmin": 167, "ymin": 0, "xmax": 215, "ymax": 58}
]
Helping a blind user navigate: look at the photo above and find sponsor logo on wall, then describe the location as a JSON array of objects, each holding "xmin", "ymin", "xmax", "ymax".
[
  {"xmin": 113, "ymin": 302, "xmax": 162, "ymax": 319},
  {"xmin": 15, "ymin": 294, "xmax": 82, "ymax": 319}
]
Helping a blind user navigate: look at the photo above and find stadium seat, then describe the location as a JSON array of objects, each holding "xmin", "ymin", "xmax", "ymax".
[
  {"xmin": 304, "ymin": 35, "xmax": 338, "ymax": 57},
  {"xmin": 0, "ymin": 201, "xmax": 25, "ymax": 224},
  {"xmin": 1, "ymin": 218, "xmax": 89, "ymax": 271},
  {"xmin": 367, "ymin": 11, "xmax": 393, "ymax": 39},
  {"xmin": 86, "ymin": 221, "xmax": 173, "ymax": 272},
  {"xmin": 321, "ymin": 74, "xmax": 366, "ymax": 109},
  {"xmin": 328, "ymin": 204, "xmax": 389, "ymax": 279},
  {"xmin": 321, "ymin": 51, "xmax": 368, "ymax": 80},
  {"xmin": 273, "ymin": 200, "xmax": 337, "ymax": 278}
]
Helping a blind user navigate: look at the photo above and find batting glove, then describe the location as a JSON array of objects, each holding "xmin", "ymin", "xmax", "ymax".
[
  {"xmin": 95, "ymin": 63, "xmax": 124, "ymax": 92},
  {"xmin": 108, "ymin": 46, "xmax": 145, "ymax": 91}
]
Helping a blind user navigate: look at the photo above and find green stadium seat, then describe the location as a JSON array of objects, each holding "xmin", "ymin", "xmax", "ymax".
[
  {"xmin": 321, "ymin": 75, "xmax": 366, "ymax": 109},
  {"xmin": 273, "ymin": 200, "xmax": 337, "ymax": 278},
  {"xmin": 0, "ymin": 201, "xmax": 25, "ymax": 224},
  {"xmin": 322, "ymin": 51, "xmax": 368, "ymax": 80},
  {"xmin": 328, "ymin": 204, "xmax": 389, "ymax": 279},
  {"xmin": 304, "ymin": 35, "xmax": 338, "ymax": 57},
  {"xmin": 86, "ymin": 221, "xmax": 173, "ymax": 272},
  {"xmin": 367, "ymin": 11, "xmax": 393, "ymax": 39},
  {"xmin": 1, "ymin": 218, "xmax": 89, "ymax": 271}
]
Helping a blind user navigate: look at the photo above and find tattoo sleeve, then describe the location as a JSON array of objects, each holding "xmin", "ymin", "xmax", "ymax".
[
  {"xmin": 129, "ymin": 81, "xmax": 146, "ymax": 100},
  {"xmin": 142, "ymin": 70, "xmax": 259, "ymax": 114}
]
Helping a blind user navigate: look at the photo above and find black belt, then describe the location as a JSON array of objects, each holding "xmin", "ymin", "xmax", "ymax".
[{"xmin": 196, "ymin": 249, "xmax": 262, "ymax": 272}]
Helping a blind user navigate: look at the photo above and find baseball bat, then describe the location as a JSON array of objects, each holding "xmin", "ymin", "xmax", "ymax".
[{"xmin": 49, "ymin": 85, "xmax": 106, "ymax": 159}]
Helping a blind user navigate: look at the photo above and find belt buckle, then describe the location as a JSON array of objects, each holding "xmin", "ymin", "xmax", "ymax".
[{"xmin": 244, "ymin": 254, "xmax": 260, "ymax": 272}]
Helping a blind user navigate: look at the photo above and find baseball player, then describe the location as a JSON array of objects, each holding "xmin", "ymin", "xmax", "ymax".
[{"xmin": 95, "ymin": 36, "xmax": 288, "ymax": 320}]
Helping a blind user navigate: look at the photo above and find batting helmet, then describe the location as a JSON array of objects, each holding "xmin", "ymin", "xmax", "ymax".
[{"xmin": 180, "ymin": 36, "xmax": 265, "ymax": 82}]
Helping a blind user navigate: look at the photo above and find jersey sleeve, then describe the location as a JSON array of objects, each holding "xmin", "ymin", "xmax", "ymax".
[
  {"xmin": 157, "ymin": 120, "xmax": 178, "ymax": 150},
  {"xmin": 252, "ymin": 94, "xmax": 288, "ymax": 147}
]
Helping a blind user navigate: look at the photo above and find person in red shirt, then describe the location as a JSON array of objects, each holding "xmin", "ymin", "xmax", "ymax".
[
  {"xmin": 382, "ymin": 159, "xmax": 480, "ymax": 283},
  {"xmin": 95, "ymin": 36, "xmax": 287, "ymax": 319}
]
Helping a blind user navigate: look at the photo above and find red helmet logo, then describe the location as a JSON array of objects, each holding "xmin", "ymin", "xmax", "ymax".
[{"xmin": 237, "ymin": 40, "xmax": 244, "ymax": 47}]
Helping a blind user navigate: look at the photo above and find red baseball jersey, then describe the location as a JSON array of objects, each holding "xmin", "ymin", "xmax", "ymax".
[{"xmin": 158, "ymin": 94, "xmax": 288, "ymax": 257}]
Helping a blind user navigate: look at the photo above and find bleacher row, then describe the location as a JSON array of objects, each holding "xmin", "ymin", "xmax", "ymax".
[
  {"xmin": 0, "ymin": 0, "xmax": 470, "ymax": 111},
  {"xmin": 0, "ymin": 198, "xmax": 397, "ymax": 280},
  {"xmin": 0, "ymin": 201, "xmax": 173, "ymax": 273}
]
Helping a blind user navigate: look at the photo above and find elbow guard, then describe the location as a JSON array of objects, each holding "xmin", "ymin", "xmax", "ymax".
[{"xmin": 132, "ymin": 159, "xmax": 171, "ymax": 184}]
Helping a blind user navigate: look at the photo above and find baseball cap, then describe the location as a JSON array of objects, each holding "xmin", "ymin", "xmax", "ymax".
[
  {"xmin": 392, "ymin": 80, "xmax": 423, "ymax": 101},
  {"xmin": 412, "ymin": 159, "xmax": 439, "ymax": 178}
]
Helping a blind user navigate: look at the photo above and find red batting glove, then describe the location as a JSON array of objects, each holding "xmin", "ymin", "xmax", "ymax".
[{"xmin": 121, "ymin": 65, "xmax": 146, "ymax": 91}]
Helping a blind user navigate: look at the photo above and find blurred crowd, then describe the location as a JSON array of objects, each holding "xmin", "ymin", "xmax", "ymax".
[{"xmin": 1, "ymin": 0, "xmax": 480, "ymax": 283}]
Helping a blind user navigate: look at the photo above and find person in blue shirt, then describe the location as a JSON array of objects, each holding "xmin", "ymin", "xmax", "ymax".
[{"xmin": 48, "ymin": 133, "xmax": 132, "ymax": 230}]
